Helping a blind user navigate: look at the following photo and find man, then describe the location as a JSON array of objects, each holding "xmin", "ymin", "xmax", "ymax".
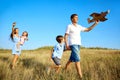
[{"xmin": 64, "ymin": 14, "xmax": 99, "ymax": 79}]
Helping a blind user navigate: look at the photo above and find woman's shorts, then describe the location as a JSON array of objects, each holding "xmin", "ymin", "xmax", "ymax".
[{"xmin": 12, "ymin": 44, "xmax": 21, "ymax": 56}]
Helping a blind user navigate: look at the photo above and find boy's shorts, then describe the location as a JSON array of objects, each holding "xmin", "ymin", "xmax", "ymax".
[
  {"xmin": 69, "ymin": 45, "xmax": 80, "ymax": 62},
  {"xmin": 52, "ymin": 57, "xmax": 61, "ymax": 65}
]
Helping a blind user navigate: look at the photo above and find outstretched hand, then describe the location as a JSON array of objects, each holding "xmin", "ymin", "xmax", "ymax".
[{"xmin": 95, "ymin": 20, "xmax": 99, "ymax": 24}]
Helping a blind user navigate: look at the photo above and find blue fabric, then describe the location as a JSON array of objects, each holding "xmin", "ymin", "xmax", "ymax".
[
  {"xmin": 69, "ymin": 45, "xmax": 80, "ymax": 62},
  {"xmin": 12, "ymin": 35, "xmax": 21, "ymax": 56},
  {"xmin": 52, "ymin": 43, "xmax": 64, "ymax": 59}
]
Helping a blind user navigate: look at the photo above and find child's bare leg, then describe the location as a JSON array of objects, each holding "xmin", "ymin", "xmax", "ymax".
[
  {"xmin": 50, "ymin": 65, "xmax": 61, "ymax": 72},
  {"xmin": 75, "ymin": 61, "xmax": 82, "ymax": 78},
  {"xmin": 16, "ymin": 42, "xmax": 20, "ymax": 51},
  {"xmin": 16, "ymin": 44, "xmax": 19, "ymax": 49},
  {"xmin": 56, "ymin": 65, "xmax": 61, "ymax": 73},
  {"xmin": 47, "ymin": 65, "xmax": 61, "ymax": 74},
  {"xmin": 47, "ymin": 66, "xmax": 51, "ymax": 75},
  {"xmin": 11, "ymin": 54, "xmax": 19, "ymax": 69},
  {"xmin": 65, "ymin": 60, "xmax": 72, "ymax": 70}
]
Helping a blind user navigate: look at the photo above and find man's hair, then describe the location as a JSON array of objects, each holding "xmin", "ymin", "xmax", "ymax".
[
  {"xmin": 70, "ymin": 14, "xmax": 78, "ymax": 21},
  {"xmin": 56, "ymin": 35, "xmax": 63, "ymax": 43}
]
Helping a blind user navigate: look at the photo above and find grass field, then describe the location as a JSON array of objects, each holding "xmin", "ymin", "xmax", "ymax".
[{"xmin": 0, "ymin": 47, "xmax": 120, "ymax": 80}]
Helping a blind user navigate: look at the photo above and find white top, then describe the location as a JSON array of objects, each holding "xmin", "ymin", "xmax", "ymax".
[
  {"xmin": 65, "ymin": 23, "xmax": 86, "ymax": 45},
  {"xmin": 20, "ymin": 36, "xmax": 27, "ymax": 45}
]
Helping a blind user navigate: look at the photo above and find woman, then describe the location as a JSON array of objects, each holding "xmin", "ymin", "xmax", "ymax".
[{"xmin": 10, "ymin": 22, "xmax": 28, "ymax": 69}]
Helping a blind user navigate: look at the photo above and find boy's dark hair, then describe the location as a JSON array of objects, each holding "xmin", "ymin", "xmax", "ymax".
[
  {"xmin": 70, "ymin": 14, "xmax": 78, "ymax": 21},
  {"xmin": 56, "ymin": 35, "xmax": 63, "ymax": 43}
]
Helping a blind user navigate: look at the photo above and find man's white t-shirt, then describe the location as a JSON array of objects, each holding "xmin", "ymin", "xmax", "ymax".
[{"xmin": 65, "ymin": 23, "xmax": 86, "ymax": 46}]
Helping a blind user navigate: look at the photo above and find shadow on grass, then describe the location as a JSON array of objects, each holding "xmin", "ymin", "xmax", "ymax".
[
  {"xmin": 0, "ymin": 56, "xmax": 9, "ymax": 62},
  {"xmin": 21, "ymin": 58, "xmax": 37, "ymax": 68},
  {"xmin": 21, "ymin": 58, "xmax": 46, "ymax": 70}
]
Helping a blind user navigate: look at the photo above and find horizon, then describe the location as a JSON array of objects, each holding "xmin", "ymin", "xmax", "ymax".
[{"xmin": 0, "ymin": 46, "xmax": 119, "ymax": 50}]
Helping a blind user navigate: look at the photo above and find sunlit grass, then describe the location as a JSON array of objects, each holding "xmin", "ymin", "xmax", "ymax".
[{"xmin": 0, "ymin": 47, "xmax": 120, "ymax": 80}]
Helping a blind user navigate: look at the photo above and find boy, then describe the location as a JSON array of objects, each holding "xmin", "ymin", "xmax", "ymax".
[{"xmin": 47, "ymin": 35, "xmax": 65, "ymax": 74}]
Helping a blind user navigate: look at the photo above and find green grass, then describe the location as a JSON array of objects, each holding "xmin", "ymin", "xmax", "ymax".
[{"xmin": 0, "ymin": 47, "xmax": 120, "ymax": 80}]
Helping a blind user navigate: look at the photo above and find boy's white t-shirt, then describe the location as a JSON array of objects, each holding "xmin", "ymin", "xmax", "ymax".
[{"xmin": 65, "ymin": 24, "xmax": 86, "ymax": 45}]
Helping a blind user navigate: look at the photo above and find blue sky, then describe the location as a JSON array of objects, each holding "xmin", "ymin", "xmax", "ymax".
[{"xmin": 0, "ymin": 0, "xmax": 120, "ymax": 50}]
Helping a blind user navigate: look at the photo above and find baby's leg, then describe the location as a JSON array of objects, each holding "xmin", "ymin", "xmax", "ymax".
[{"xmin": 16, "ymin": 42, "xmax": 20, "ymax": 51}]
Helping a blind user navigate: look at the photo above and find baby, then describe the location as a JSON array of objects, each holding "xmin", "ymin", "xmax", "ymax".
[{"xmin": 16, "ymin": 31, "xmax": 28, "ymax": 51}]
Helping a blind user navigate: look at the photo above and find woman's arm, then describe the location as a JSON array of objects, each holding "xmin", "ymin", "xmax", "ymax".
[{"xmin": 12, "ymin": 22, "xmax": 16, "ymax": 36}]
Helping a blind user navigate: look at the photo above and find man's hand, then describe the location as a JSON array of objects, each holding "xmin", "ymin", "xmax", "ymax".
[
  {"xmin": 95, "ymin": 20, "xmax": 99, "ymax": 24},
  {"xmin": 66, "ymin": 45, "xmax": 71, "ymax": 50}
]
